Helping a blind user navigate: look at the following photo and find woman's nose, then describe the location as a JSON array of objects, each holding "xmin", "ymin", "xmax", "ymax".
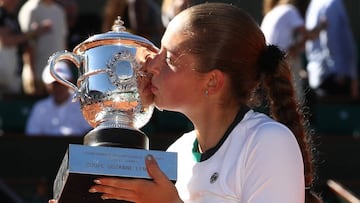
[{"xmin": 146, "ymin": 55, "xmax": 161, "ymax": 75}]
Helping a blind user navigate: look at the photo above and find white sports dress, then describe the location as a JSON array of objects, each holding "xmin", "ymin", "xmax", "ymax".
[{"xmin": 167, "ymin": 109, "xmax": 304, "ymax": 203}]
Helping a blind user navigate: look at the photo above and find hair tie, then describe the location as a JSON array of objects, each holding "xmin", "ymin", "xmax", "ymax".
[{"xmin": 258, "ymin": 45, "xmax": 286, "ymax": 74}]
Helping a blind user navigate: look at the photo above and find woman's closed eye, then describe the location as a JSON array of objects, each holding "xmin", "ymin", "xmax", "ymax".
[{"xmin": 165, "ymin": 56, "xmax": 173, "ymax": 64}]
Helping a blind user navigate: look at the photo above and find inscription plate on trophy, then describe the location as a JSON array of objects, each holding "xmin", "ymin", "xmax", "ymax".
[{"xmin": 54, "ymin": 144, "xmax": 177, "ymax": 203}]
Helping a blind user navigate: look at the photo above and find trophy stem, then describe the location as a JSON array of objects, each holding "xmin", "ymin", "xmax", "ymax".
[{"xmin": 83, "ymin": 127, "xmax": 149, "ymax": 149}]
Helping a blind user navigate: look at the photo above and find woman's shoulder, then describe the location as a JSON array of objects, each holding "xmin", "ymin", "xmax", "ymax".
[
  {"xmin": 238, "ymin": 110, "xmax": 298, "ymax": 150},
  {"xmin": 237, "ymin": 110, "xmax": 295, "ymax": 142}
]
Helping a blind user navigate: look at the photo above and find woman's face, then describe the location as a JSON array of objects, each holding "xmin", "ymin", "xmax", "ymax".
[{"xmin": 147, "ymin": 17, "xmax": 207, "ymax": 113}]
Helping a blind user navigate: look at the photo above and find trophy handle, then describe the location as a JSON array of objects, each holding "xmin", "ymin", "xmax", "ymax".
[{"xmin": 48, "ymin": 51, "xmax": 83, "ymax": 95}]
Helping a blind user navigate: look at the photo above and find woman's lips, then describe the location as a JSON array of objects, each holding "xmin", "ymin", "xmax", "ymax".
[{"xmin": 149, "ymin": 82, "xmax": 158, "ymax": 94}]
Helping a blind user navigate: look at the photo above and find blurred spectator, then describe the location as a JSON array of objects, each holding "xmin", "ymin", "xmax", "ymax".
[
  {"xmin": 58, "ymin": 0, "xmax": 101, "ymax": 51},
  {"xmin": 18, "ymin": 0, "xmax": 67, "ymax": 96},
  {"xmin": 161, "ymin": 0, "xmax": 243, "ymax": 29},
  {"xmin": 127, "ymin": 0, "xmax": 163, "ymax": 46},
  {"xmin": 305, "ymin": 0, "xmax": 358, "ymax": 99},
  {"xmin": 292, "ymin": 0, "xmax": 310, "ymax": 17},
  {"xmin": 260, "ymin": 0, "xmax": 326, "ymax": 101},
  {"xmin": 102, "ymin": 0, "xmax": 163, "ymax": 46},
  {"xmin": 161, "ymin": 0, "xmax": 191, "ymax": 28},
  {"xmin": 56, "ymin": 0, "xmax": 81, "ymax": 50},
  {"xmin": 25, "ymin": 61, "xmax": 92, "ymax": 136},
  {"xmin": 102, "ymin": 0, "xmax": 129, "ymax": 32},
  {"xmin": 0, "ymin": 0, "xmax": 48, "ymax": 95}
]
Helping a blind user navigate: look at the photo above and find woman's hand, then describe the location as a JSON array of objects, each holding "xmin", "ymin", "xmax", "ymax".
[{"xmin": 89, "ymin": 154, "xmax": 182, "ymax": 203}]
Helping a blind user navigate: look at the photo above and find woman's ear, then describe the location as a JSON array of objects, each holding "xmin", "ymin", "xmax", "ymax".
[{"xmin": 206, "ymin": 69, "xmax": 225, "ymax": 95}]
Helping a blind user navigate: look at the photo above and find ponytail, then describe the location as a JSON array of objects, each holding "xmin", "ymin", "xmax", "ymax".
[{"xmin": 257, "ymin": 45, "xmax": 323, "ymax": 203}]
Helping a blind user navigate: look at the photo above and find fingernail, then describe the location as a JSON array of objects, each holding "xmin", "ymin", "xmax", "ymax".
[
  {"xmin": 101, "ymin": 195, "xmax": 109, "ymax": 200},
  {"xmin": 94, "ymin": 179, "xmax": 101, "ymax": 184},
  {"xmin": 89, "ymin": 188, "xmax": 97, "ymax": 193},
  {"xmin": 146, "ymin": 154, "xmax": 153, "ymax": 161}
]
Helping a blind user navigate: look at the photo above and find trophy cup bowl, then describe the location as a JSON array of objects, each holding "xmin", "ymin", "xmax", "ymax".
[
  {"xmin": 48, "ymin": 17, "xmax": 177, "ymax": 203},
  {"xmin": 49, "ymin": 16, "xmax": 157, "ymax": 149}
]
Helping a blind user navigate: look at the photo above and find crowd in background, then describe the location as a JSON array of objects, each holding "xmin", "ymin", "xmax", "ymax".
[
  {"xmin": 0, "ymin": 0, "xmax": 358, "ymax": 134},
  {"xmin": 0, "ymin": 1, "xmax": 358, "ymax": 203}
]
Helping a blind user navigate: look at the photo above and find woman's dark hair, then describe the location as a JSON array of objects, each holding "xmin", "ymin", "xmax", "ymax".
[{"xmin": 176, "ymin": 3, "xmax": 322, "ymax": 202}]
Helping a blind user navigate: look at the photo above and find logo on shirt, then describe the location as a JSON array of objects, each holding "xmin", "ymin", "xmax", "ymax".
[{"xmin": 210, "ymin": 172, "xmax": 219, "ymax": 184}]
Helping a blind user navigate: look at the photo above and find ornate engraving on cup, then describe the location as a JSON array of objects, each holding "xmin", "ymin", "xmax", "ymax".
[{"xmin": 77, "ymin": 47, "xmax": 153, "ymax": 131}]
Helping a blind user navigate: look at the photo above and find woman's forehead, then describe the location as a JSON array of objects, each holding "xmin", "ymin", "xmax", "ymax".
[
  {"xmin": 169, "ymin": 11, "xmax": 188, "ymax": 29},
  {"xmin": 162, "ymin": 23, "xmax": 190, "ymax": 51}
]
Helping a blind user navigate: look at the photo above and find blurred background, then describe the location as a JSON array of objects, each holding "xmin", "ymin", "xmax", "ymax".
[{"xmin": 0, "ymin": 0, "xmax": 359, "ymax": 202}]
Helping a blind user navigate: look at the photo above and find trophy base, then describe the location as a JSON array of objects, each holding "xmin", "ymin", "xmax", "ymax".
[
  {"xmin": 54, "ymin": 128, "xmax": 172, "ymax": 203},
  {"xmin": 56, "ymin": 173, "xmax": 132, "ymax": 203},
  {"xmin": 53, "ymin": 144, "xmax": 177, "ymax": 203},
  {"xmin": 83, "ymin": 127, "xmax": 149, "ymax": 149}
]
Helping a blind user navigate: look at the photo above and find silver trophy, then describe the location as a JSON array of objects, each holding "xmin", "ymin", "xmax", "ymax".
[
  {"xmin": 49, "ymin": 16, "xmax": 157, "ymax": 148},
  {"xmin": 49, "ymin": 17, "xmax": 177, "ymax": 203}
]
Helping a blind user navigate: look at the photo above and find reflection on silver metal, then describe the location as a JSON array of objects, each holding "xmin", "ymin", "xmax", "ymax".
[
  {"xmin": 48, "ymin": 16, "xmax": 158, "ymax": 131},
  {"xmin": 111, "ymin": 16, "xmax": 126, "ymax": 32}
]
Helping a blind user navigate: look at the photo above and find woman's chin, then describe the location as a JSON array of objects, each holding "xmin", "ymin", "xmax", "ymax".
[{"xmin": 154, "ymin": 100, "xmax": 165, "ymax": 112}]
